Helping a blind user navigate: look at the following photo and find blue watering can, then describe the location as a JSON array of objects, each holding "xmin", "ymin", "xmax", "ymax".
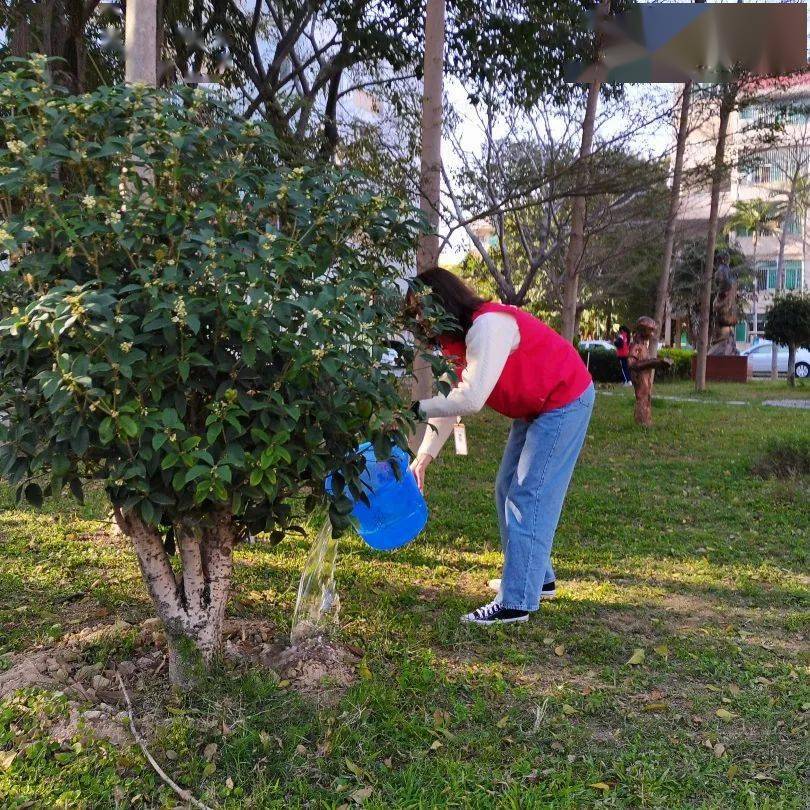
[{"xmin": 325, "ymin": 442, "xmax": 428, "ymax": 551}]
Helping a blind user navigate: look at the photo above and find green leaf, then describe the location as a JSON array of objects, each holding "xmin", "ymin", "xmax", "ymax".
[
  {"xmin": 185, "ymin": 464, "xmax": 211, "ymax": 484},
  {"xmin": 118, "ymin": 415, "xmax": 139, "ymax": 438},
  {"xmin": 99, "ymin": 417, "xmax": 114, "ymax": 445}
]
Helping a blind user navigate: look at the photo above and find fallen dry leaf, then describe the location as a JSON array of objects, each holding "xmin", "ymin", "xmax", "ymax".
[
  {"xmin": 653, "ymin": 644, "xmax": 669, "ymax": 659},
  {"xmin": 429, "ymin": 739, "xmax": 443, "ymax": 751},
  {"xmin": 627, "ymin": 648, "xmax": 645, "ymax": 666},
  {"xmin": 554, "ymin": 645, "xmax": 565, "ymax": 657},
  {"xmin": 715, "ymin": 708, "xmax": 737, "ymax": 721},
  {"xmin": 713, "ymin": 742, "xmax": 726, "ymax": 758},
  {"xmin": 643, "ymin": 702, "xmax": 668, "ymax": 713},
  {"xmin": 350, "ymin": 786, "xmax": 374, "ymax": 804},
  {"xmin": 752, "ymin": 772, "xmax": 780, "ymax": 783},
  {"xmin": 0, "ymin": 750, "xmax": 16, "ymax": 771},
  {"xmin": 203, "ymin": 742, "xmax": 218, "ymax": 761},
  {"xmin": 726, "ymin": 764, "xmax": 739, "ymax": 781},
  {"xmin": 295, "ymin": 744, "xmax": 307, "ymax": 756},
  {"xmin": 562, "ymin": 704, "xmax": 578, "ymax": 716},
  {"xmin": 589, "ymin": 782, "xmax": 611, "ymax": 791}
]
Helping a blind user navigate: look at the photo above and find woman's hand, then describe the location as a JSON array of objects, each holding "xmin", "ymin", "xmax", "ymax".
[{"xmin": 409, "ymin": 453, "xmax": 433, "ymax": 492}]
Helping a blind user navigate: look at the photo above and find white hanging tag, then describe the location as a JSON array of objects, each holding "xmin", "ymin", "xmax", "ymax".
[{"xmin": 453, "ymin": 418, "xmax": 467, "ymax": 456}]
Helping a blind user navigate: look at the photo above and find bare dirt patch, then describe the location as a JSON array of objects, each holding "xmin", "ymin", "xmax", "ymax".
[{"xmin": 266, "ymin": 637, "xmax": 360, "ymax": 705}]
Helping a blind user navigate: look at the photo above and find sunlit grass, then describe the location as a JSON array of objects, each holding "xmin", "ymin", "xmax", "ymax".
[{"xmin": 1, "ymin": 379, "xmax": 808, "ymax": 807}]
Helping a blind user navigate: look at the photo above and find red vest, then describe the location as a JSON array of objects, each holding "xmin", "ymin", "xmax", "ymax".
[{"xmin": 438, "ymin": 302, "xmax": 592, "ymax": 419}]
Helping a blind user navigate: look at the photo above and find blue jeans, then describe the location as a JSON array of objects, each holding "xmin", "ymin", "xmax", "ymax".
[{"xmin": 494, "ymin": 383, "xmax": 595, "ymax": 611}]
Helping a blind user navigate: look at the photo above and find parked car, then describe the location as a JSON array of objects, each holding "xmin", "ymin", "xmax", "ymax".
[
  {"xmin": 741, "ymin": 341, "xmax": 810, "ymax": 378},
  {"xmin": 579, "ymin": 339, "xmax": 616, "ymax": 352}
]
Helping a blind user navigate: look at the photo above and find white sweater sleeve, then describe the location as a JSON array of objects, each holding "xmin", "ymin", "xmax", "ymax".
[
  {"xmin": 416, "ymin": 416, "xmax": 455, "ymax": 459},
  {"xmin": 418, "ymin": 312, "xmax": 519, "ymax": 420}
]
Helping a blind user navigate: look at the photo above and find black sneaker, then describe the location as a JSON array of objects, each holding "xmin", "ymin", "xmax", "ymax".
[
  {"xmin": 461, "ymin": 600, "xmax": 529, "ymax": 625},
  {"xmin": 541, "ymin": 581, "xmax": 557, "ymax": 601}
]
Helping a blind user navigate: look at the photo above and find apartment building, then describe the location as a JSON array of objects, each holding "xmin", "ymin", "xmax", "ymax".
[{"xmin": 677, "ymin": 74, "xmax": 810, "ymax": 343}]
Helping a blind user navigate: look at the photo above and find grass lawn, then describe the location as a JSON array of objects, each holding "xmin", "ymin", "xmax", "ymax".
[{"xmin": 1, "ymin": 380, "xmax": 808, "ymax": 808}]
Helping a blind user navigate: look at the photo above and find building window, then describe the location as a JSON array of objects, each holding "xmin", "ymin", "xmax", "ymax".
[{"xmin": 756, "ymin": 259, "xmax": 803, "ymax": 290}]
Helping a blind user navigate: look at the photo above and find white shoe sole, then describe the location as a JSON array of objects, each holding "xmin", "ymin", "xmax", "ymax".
[
  {"xmin": 460, "ymin": 613, "xmax": 529, "ymax": 625},
  {"xmin": 488, "ymin": 578, "xmax": 557, "ymax": 600}
]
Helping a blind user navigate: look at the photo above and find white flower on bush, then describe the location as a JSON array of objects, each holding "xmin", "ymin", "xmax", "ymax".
[
  {"xmin": 6, "ymin": 140, "xmax": 26, "ymax": 155},
  {"xmin": 82, "ymin": 195, "xmax": 96, "ymax": 209},
  {"xmin": 171, "ymin": 298, "xmax": 187, "ymax": 325},
  {"xmin": 106, "ymin": 211, "xmax": 122, "ymax": 225},
  {"xmin": 0, "ymin": 226, "xmax": 12, "ymax": 243}
]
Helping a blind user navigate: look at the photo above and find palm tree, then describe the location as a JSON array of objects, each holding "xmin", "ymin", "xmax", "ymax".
[{"xmin": 726, "ymin": 199, "xmax": 779, "ymax": 336}]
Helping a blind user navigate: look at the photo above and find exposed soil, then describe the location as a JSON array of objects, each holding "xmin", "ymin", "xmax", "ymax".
[{"xmin": 2, "ymin": 615, "xmax": 363, "ymax": 747}]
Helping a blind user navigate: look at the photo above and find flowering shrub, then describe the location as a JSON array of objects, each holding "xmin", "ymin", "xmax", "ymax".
[{"xmin": 0, "ymin": 57, "xmax": 442, "ymax": 683}]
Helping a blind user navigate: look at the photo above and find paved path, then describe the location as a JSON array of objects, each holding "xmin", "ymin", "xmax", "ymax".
[
  {"xmin": 762, "ymin": 399, "xmax": 810, "ymax": 410},
  {"xmin": 598, "ymin": 391, "xmax": 810, "ymax": 409},
  {"xmin": 597, "ymin": 391, "xmax": 749, "ymax": 406}
]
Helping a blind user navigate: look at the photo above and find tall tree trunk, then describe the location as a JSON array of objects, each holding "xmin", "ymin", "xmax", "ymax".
[
  {"xmin": 125, "ymin": 0, "xmax": 158, "ymax": 85},
  {"xmin": 653, "ymin": 82, "xmax": 692, "ymax": 360},
  {"xmin": 771, "ymin": 175, "xmax": 798, "ymax": 379},
  {"xmin": 752, "ymin": 233, "xmax": 758, "ymax": 337},
  {"xmin": 114, "ymin": 509, "xmax": 235, "ymax": 687},
  {"xmin": 787, "ymin": 343, "xmax": 796, "ymax": 386},
  {"xmin": 561, "ymin": 0, "xmax": 610, "ymax": 342},
  {"xmin": 410, "ymin": 0, "xmax": 446, "ymax": 453},
  {"xmin": 695, "ymin": 91, "xmax": 735, "ymax": 391}
]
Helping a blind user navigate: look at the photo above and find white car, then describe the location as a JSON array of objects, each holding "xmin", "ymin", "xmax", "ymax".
[
  {"xmin": 579, "ymin": 339, "xmax": 616, "ymax": 352},
  {"xmin": 741, "ymin": 341, "xmax": 810, "ymax": 378}
]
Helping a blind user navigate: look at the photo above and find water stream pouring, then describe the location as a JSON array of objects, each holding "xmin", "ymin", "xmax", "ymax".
[
  {"xmin": 290, "ymin": 518, "xmax": 339, "ymax": 644},
  {"xmin": 290, "ymin": 443, "xmax": 428, "ymax": 643}
]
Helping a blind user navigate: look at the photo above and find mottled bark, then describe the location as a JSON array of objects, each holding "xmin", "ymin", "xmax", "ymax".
[{"xmin": 113, "ymin": 507, "xmax": 235, "ymax": 688}]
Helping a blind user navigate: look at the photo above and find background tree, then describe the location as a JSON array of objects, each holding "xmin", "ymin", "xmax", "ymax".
[
  {"xmin": 0, "ymin": 59, "xmax": 443, "ymax": 686},
  {"xmin": 694, "ymin": 81, "xmax": 742, "ymax": 391},
  {"xmin": 725, "ymin": 198, "xmax": 779, "ymax": 335},
  {"xmin": 671, "ymin": 239, "xmax": 753, "ymax": 346},
  {"xmin": 443, "ymin": 98, "xmax": 671, "ymax": 332},
  {"xmin": 764, "ymin": 292, "xmax": 810, "ymax": 386}
]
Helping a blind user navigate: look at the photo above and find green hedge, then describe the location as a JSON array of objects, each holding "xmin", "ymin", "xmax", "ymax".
[{"xmin": 578, "ymin": 347, "xmax": 695, "ymax": 383}]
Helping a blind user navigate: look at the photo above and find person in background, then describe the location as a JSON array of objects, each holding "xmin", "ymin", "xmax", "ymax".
[
  {"xmin": 615, "ymin": 325, "xmax": 632, "ymax": 385},
  {"xmin": 627, "ymin": 316, "xmax": 673, "ymax": 427},
  {"xmin": 408, "ymin": 268, "xmax": 594, "ymax": 626}
]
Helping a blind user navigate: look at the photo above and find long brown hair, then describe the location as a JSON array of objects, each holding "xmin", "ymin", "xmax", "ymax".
[{"xmin": 418, "ymin": 267, "xmax": 489, "ymax": 338}]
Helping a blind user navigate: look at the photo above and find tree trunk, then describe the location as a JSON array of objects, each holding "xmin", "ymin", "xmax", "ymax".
[
  {"xmin": 560, "ymin": 0, "xmax": 610, "ymax": 342},
  {"xmin": 787, "ymin": 343, "xmax": 796, "ymax": 386},
  {"xmin": 752, "ymin": 235, "xmax": 758, "ymax": 337},
  {"xmin": 653, "ymin": 82, "xmax": 692, "ymax": 359},
  {"xmin": 771, "ymin": 175, "xmax": 798, "ymax": 379},
  {"xmin": 125, "ymin": 0, "xmax": 158, "ymax": 86},
  {"xmin": 113, "ymin": 508, "xmax": 235, "ymax": 688},
  {"xmin": 410, "ymin": 0, "xmax": 446, "ymax": 454},
  {"xmin": 695, "ymin": 91, "xmax": 734, "ymax": 392}
]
